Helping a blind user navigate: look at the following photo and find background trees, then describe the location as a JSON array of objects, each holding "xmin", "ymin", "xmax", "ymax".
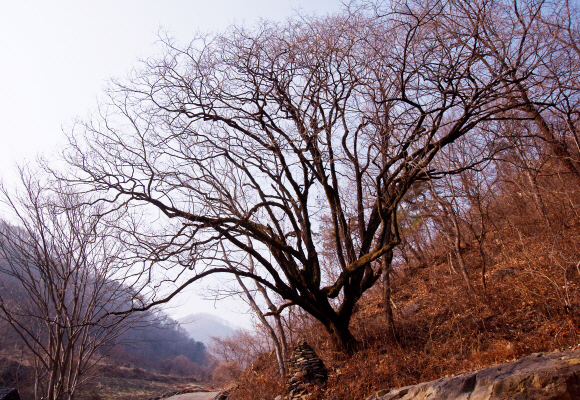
[
  {"xmin": 0, "ymin": 170, "xmax": 147, "ymax": 400},
  {"xmin": 384, "ymin": 0, "xmax": 580, "ymax": 324}
]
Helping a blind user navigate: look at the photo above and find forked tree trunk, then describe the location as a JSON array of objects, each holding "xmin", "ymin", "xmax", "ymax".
[
  {"xmin": 235, "ymin": 274, "xmax": 287, "ymax": 377},
  {"xmin": 255, "ymin": 281, "xmax": 288, "ymax": 360}
]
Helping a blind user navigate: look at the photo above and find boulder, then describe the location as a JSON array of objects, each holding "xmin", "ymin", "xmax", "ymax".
[{"xmin": 369, "ymin": 348, "xmax": 580, "ymax": 400}]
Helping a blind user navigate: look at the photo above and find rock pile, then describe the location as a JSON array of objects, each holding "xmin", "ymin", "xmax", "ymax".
[{"xmin": 286, "ymin": 340, "xmax": 327, "ymax": 399}]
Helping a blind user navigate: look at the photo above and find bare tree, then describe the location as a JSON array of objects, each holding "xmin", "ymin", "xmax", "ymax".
[
  {"xmin": 429, "ymin": 177, "xmax": 477, "ymax": 298},
  {"xmin": 441, "ymin": 0, "xmax": 580, "ymax": 185},
  {"xmin": 0, "ymin": 170, "xmax": 145, "ymax": 400},
  {"xmin": 62, "ymin": 6, "xmax": 523, "ymax": 351},
  {"xmin": 219, "ymin": 240, "xmax": 288, "ymax": 377}
]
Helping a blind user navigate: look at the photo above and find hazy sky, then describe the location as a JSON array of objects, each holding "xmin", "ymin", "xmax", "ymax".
[{"xmin": 0, "ymin": 1, "xmax": 343, "ymax": 328}]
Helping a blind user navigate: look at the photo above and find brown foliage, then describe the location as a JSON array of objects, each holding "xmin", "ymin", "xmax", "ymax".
[
  {"xmin": 209, "ymin": 328, "xmax": 271, "ymax": 385},
  {"xmin": 227, "ymin": 352, "xmax": 286, "ymax": 400},
  {"xmin": 157, "ymin": 355, "xmax": 211, "ymax": 378}
]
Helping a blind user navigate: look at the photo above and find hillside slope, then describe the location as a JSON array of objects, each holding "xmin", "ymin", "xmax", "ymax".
[{"xmin": 227, "ymin": 232, "xmax": 580, "ymax": 400}]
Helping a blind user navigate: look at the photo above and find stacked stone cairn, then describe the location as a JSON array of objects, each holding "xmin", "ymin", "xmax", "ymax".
[{"xmin": 286, "ymin": 340, "xmax": 328, "ymax": 399}]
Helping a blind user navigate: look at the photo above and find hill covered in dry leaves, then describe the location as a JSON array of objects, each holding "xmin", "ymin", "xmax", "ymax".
[{"xmin": 220, "ymin": 156, "xmax": 580, "ymax": 400}]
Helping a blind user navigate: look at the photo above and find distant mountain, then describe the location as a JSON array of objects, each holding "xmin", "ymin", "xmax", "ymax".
[{"xmin": 178, "ymin": 312, "xmax": 237, "ymax": 344}]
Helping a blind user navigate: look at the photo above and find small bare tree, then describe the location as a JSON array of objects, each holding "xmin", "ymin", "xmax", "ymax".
[
  {"xmin": 219, "ymin": 239, "xmax": 288, "ymax": 377},
  {"xmin": 0, "ymin": 170, "xmax": 145, "ymax": 400}
]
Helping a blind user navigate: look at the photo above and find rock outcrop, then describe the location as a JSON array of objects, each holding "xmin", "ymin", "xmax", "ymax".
[
  {"xmin": 367, "ymin": 348, "xmax": 580, "ymax": 400},
  {"xmin": 286, "ymin": 340, "xmax": 328, "ymax": 399}
]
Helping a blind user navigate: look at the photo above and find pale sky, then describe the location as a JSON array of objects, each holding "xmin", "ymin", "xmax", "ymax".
[{"xmin": 0, "ymin": 1, "xmax": 343, "ymax": 328}]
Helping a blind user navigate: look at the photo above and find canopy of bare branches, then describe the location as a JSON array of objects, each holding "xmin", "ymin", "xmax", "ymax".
[{"xmin": 59, "ymin": 0, "xmax": 580, "ymax": 351}]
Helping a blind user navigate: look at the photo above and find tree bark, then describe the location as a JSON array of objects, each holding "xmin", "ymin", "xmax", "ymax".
[
  {"xmin": 255, "ymin": 281, "xmax": 288, "ymax": 361},
  {"xmin": 326, "ymin": 317, "xmax": 358, "ymax": 354},
  {"xmin": 235, "ymin": 274, "xmax": 287, "ymax": 377},
  {"xmin": 430, "ymin": 182, "xmax": 477, "ymax": 299}
]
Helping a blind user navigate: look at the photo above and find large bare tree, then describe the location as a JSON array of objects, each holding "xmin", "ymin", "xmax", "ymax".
[{"xmin": 63, "ymin": 6, "xmax": 522, "ymax": 351}]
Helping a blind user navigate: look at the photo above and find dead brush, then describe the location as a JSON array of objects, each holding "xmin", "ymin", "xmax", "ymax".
[{"xmin": 228, "ymin": 351, "xmax": 285, "ymax": 400}]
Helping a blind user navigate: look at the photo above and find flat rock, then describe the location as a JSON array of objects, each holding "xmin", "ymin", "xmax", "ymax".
[{"xmin": 372, "ymin": 348, "xmax": 580, "ymax": 400}]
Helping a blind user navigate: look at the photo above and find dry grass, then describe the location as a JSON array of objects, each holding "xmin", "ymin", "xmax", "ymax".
[
  {"xmin": 78, "ymin": 376, "xmax": 185, "ymax": 400},
  {"xmin": 0, "ymin": 358, "xmax": 207, "ymax": 400},
  {"xmin": 74, "ymin": 365, "xmax": 203, "ymax": 400}
]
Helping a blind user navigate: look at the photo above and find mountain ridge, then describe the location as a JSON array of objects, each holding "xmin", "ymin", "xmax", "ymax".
[{"xmin": 178, "ymin": 312, "xmax": 237, "ymax": 344}]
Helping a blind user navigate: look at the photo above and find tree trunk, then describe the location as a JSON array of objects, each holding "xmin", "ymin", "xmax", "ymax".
[
  {"xmin": 513, "ymin": 142, "xmax": 551, "ymax": 225},
  {"xmin": 451, "ymin": 213, "xmax": 477, "ymax": 299},
  {"xmin": 255, "ymin": 281, "xmax": 288, "ymax": 361},
  {"xmin": 430, "ymin": 182, "xmax": 477, "ymax": 299},
  {"xmin": 326, "ymin": 317, "xmax": 358, "ymax": 354},
  {"xmin": 235, "ymin": 274, "xmax": 287, "ymax": 377}
]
